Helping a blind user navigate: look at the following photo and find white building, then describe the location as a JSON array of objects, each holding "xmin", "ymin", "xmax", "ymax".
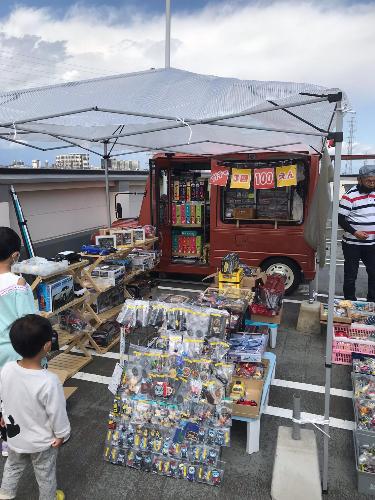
[
  {"xmin": 55, "ymin": 153, "xmax": 90, "ymax": 170},
  {"xmin": 32, "ymin": 160, "xmax": 41, "ymax": 169},
  {"xmin": 101, "ymin": 158, "xmax": 140, "ymax": 171}
]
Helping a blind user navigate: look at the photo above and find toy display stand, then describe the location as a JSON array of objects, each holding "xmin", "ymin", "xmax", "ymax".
[
  {"xmin": 79, "ymin": 237, "xmax": 159, "ymax": 354},
  {"xmin": 232, "ymin": 351, "xmax": 276, "ymax": 454},
  {"xmin": 30, "ymin": 260, "xmax": 93, "ymax": 379}
]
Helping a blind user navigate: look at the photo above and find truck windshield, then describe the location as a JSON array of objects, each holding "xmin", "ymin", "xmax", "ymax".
[{"xmin": 221, "ymin": 161, "xmax": 308, "ymax": 225}]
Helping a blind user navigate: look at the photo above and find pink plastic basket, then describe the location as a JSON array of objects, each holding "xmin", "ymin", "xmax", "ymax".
[
  {"xmin": 332, "ymin": 350, "xmax": 352, "ymax": 365},
  {"xmin": 334, "ymin": 324, "xmax": 375, "ymax": 340}
]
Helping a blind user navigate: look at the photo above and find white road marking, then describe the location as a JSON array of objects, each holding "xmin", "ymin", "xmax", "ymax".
[
  {"xmin": 318, "ymin": 293, "xmax": 367, "ymax": 301},
  {"xmin": 60, "ymin": 345, "xmax": 121, "ymax": 359},
  {"xmin": 283, "ymin": 298, "xmax": 303, "ymax": 304},
  {"xmin": 264, "ymin": 406, "xmax": 354, "ymax": 431},
  {"xmin": 272, "ymin": 378, "xmax": 352, "ymax": 399},
  {"xmin": 72, "ymin": 372, "xmax": 111, "ymax": 385},
  {"xmin": 70, "ymin": 371, "xmax": 355, "ymax": 431}
]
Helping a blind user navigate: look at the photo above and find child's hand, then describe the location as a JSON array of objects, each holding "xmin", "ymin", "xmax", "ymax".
[
  {"xmin": 0, "ymin": 416, "xmax": 5, "ymax": 427},
  {"xmin": 51, "ymin": 438, "xmax": 64, "ymax": 448}
]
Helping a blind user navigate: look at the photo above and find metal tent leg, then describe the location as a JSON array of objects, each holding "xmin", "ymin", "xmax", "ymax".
[
  {"xmin": 322, "ymin": 100, "xmax": 343, "ymax": 492},
  {"xmin": 103, "ymin": 141, "xmax": 111, "ymax": 228}
]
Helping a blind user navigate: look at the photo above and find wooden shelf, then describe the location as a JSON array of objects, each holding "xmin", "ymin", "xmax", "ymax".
[
  {"xmin": 87, "ymin": 334, "xmax": 120, "ymax": 354},
  {"xmin": 40, "ymin": 294, "xmax": 89, "ymax": 319},
  {"xmin": 48, "ymin": 353, "xmax": 92, "ymax": 379},
  {"xmin": 31, "ymin": 260, "xmax": 90, "ymax": 291},
  {"xmin": 96, "ymin": 303, "xmax": 124, "ymax": 323}
]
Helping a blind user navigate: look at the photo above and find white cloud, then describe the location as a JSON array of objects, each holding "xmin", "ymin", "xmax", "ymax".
[
  {"xmin": 0, "ymin": 2, "xmax": 373, "ymax": 97},
  {"xmin": 0, "ymin": 1, "xmax": 374, "ymax": 155}
]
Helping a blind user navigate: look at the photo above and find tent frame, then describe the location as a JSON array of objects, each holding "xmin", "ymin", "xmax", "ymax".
[{"xmin": 0, "ymin": 89, "xmax": 343, "ymax": 492}]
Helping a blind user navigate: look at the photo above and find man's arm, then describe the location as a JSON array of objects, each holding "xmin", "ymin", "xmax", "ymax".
[{"xmin": 338, "ymin": 213, "xmax": 356, "ymax": 234}]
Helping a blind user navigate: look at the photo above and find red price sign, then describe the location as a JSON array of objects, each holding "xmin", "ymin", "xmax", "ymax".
[
  {"xmin": 210, "ymin": 165, "xmax": 230, "ymax": 186},
  {"xmin": 254, "ymin": 168, "xmax": 275, "ymax": 189}
]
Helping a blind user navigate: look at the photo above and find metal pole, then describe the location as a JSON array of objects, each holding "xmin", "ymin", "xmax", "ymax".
[
  {"xmin": 292, "ymin": 394, "xmax": 301, "ymax": 440},
  {"xmin": 165, "ymin": 0, "xmax": 171, "ymax": 69},
  {"xmin": 103, "ymin": 141, "xmax": 111, "ymax": 228},
  {"xmin": 322, "ymin": 100, "xmax": 343, "ymax": 492},
  {"xmin": 315, "ymin": 257, "xmax": 320, "ymax": 300}
]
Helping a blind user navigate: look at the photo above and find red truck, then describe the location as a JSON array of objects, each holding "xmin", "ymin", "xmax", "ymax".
[{"xmin": 130, "ymin": 151, "xmax": 318, "ymax": 294}]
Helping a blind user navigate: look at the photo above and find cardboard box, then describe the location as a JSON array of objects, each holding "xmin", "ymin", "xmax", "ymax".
[
  {"xmin": 230, "ymin": 359, "xmax": 270, "ymax": 418},
  {"xmin": 233, "ymin": 208, "xmax": 256, "ymax": 219},
  {"xmin": 37, "ymin": 275, "xmax": 74, "ymax": 313}
]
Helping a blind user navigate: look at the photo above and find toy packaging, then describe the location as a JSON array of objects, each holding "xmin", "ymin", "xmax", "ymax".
[
  {"xmin": 106, "ymin": 299, "xmax": 232, "ymax": 485},
  {"xmin": 91, "ymin": 283, "xmax": 125, "ymax": 314},
  {"xmin": 134, "ymin": 228, "xmax": 146, "ymax": 242},
  {"xmin": 37, "ymin": 275, "xmax": 74, "ymax": 312}
]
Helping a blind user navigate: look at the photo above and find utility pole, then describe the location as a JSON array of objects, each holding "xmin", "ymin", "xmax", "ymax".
[
  {"xmin": 345, "ymin": 113, "xmax": 356, "ymax": 174},
  {"xmin": 165, "ymin": 0, "xmax": 171, "ymax": 68}
]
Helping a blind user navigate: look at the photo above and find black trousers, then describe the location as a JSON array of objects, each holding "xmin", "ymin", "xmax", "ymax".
[{"xmin": 342, "ymin": 242, "xmax": 375, "ymax": 301}]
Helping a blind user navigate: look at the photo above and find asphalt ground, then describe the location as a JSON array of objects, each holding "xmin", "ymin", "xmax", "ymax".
[{"xmin": 1, "ymin": 234, "xmax": 373, "ymax": 500}]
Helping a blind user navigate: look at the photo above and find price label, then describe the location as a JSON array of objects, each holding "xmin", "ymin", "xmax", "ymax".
[
  {"xmin": 230, "ymin": 168, "xmax": 251, "ymax": 189},
  {"xmin": 254, "ymin": 168, "xmax": 275, "ymax": 189},
  {"xmin": 210, "ymin": 165, "xmax": 230, "ymax": 186},
  {"xmin": 276, "ymin": 165, "xmax": 297, "ymax": 187}
]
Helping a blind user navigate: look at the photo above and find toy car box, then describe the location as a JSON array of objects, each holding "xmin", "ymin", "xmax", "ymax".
[
  {"xmin": 91, "ymin": 264, "xmax": 125, "ymax": 286},
  {"xmin": 133, "ymin": 228, "xmax": 145, "ymax": 242},
  {"xmin": 91, "ymin": 283, "xmax": 125, "ymax": 314},
  {"xmin": 92, "ymin": 321, "xmax": 120, "ymax": 347},
  {"xmin": 37, "ymin": 275, "xmax": 74, "ymax": 313}
]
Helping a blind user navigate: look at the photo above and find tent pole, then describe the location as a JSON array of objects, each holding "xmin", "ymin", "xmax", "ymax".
[
  {"xmin": 103, "ymin": 141, "xmax": 111, "ymax": 228},
  {"xmin": 322, "ymin": 99, "xmax": 343, "ymax": 492},
  {"xmin": 165, "ymin": 0, "xmax": 171, "ymax": 69}
]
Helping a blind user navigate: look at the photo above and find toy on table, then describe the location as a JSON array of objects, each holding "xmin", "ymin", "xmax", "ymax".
[
  {"xmin": 230, "ymin": 380, "xmax": 246, "ymax": 401},
  {"xmin": 235, "ymin": 362, "xmax": 264, "ymax": 379}
]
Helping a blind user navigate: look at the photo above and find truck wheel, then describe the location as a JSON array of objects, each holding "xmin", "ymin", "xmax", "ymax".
[{"xmin": 261, "ymin": 257, "xmax": 301, "ymax": 295}]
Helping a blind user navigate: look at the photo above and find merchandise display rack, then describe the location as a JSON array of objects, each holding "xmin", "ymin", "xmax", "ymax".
[
  {"xmin": 79, "ymin": 237, "xmax": 158, "ymax": 354},
  {"xmin": 31, "ymin": 260, "xmax": 93, "ymax": 377}
]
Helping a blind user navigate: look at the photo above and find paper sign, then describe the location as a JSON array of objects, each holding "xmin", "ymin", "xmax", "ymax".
[
  {"xmin": 276, "ymin": 165, "xmax": 297, "ymax": 187},
  {"xmin": 210, "ymin": 165, "xmax": 230, "ymax": 186},
  {"xmin": 254, "ymin": 168, "xmax": 275, "ymax": 189},
  {"xmin": 108, "ymin": 362, "xmax": 123, "ymax": 395},
  {"xmin": 230, "ymin": 168, "xmax": 251, "ymax": 189}
]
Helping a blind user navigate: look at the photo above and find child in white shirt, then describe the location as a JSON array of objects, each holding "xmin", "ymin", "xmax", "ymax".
[{"xmin": 0, "ymin": 315, "xmax": 70, "ymax": 500}]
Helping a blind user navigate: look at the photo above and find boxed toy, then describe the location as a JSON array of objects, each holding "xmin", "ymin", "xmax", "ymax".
[
  {"xmin": 133, "ymin": 228, "xmax": 145, "ymax": 242},
  {"xmin": 122, "ymin": 230, "xmax": 134, "ymax": 246},
  {"xmin": 37, "ymin": 275, "xmax": 74, "ymax": 313},
  {"xmin": 91, "ymin": 264, "xmax": 125, "ymax": 286},
  {"xmin": 91, "ymin": 283, "xmax": 125, "ymax": 314}
]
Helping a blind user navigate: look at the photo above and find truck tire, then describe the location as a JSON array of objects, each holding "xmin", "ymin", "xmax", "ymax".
[{"xmin": 260, "ymin": 257, "xmax": 301, "ymax": 295}]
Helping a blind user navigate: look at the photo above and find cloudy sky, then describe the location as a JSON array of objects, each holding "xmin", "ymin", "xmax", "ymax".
[{"xmin": 0, "ymin": 0, "xmax": 374, "ymax": 168}]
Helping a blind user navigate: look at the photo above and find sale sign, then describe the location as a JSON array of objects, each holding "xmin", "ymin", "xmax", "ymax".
[
  {"xmin": 210, "ymin": 164, "xmax": 230, "ymax": 186},
  {"xmin": 230, "ymin": 168, "xmax": 251, "ymax": 189},
  {"xmin": 276, "ymin": 165, "xmax": 297, "ymax": 187},
  {"xmin": 254, "ymin": 168, "xmax": 275, "ymax": 189}
]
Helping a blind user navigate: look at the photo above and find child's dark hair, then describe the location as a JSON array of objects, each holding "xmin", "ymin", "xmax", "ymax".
[
  {"xmin": 0, "ymin": 227, "xmax": 21, "ymax": 261},
  {"xmin": 10, "ymin": 315, "xmax": 53, "ymax": 358}
]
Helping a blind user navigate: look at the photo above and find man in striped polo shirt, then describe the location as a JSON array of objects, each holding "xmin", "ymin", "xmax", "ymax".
[{"xmin": 338, "ymin": 165, "xmax": 375, "ymax": 301}]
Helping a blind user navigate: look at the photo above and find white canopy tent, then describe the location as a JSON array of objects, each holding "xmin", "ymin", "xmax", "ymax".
[{"xmin": 0, "ymin": 67, "xmax": 345, "ymax": 491}]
